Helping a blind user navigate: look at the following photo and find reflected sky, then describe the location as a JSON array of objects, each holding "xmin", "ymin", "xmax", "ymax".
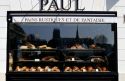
[{"xmin": 19, "ymin": 23, "xmax": 114, "ymax": 45}]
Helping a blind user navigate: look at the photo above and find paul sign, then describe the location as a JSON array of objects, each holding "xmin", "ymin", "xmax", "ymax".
[{"xmin": 40, "ymin": 0, "xmax": 85, "ymax": 11}]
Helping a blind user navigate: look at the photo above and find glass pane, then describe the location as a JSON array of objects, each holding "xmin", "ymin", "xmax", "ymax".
[{"xmin": 8, "ymin": 23, "xmax": 115, "ymax": 72}]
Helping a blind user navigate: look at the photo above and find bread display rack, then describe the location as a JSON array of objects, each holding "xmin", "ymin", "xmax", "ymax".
[{"xmin": 11, "ymin": 48, "xmax": 109, "ymax": 72}]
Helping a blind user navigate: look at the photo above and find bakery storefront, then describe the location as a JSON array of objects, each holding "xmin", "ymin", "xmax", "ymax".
[{"xmin": 6, "ymin": 1, "xmax": 118, "ymax": 80}]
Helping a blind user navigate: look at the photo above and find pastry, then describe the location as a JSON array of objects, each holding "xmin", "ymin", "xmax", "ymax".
[
  {"xmin": 41, "ymin": 56, "xmax": 58, "ymax": 62},
  {"xmin": 25, "ymin": 67, "xmax": 30, "ymax": 72},
  {"xmin": 39, "ymin": 45, "xmax": 47, "ymax": 49},
  {"xmin": 71, "ymin": 44, "xmax": 86, "ymax": 49},
  {"xmin": 90, "ymin": 57, "xmax": 105, "ymax": 63},
  {"xmin": 30, "ymin": 67, "xmax": 36, "ymax": 72},
  {"xmin": 37, "ymin": 66, "xmax": 44, "ymax": 72},
  {"xmin": 81, "ymin": 66, "xmax": 87, "ymax": 72},
  {"xmin": 87, "ymin": 66, "xmax": 94, "ymax": 72},
  {"xmin": 19, "ymin": 46, "xmax": 28, "ymax": 49},
  {"xmin": 90, "ymin": 44, "xmax": 96, "ymax": 49},
  {"xmin": 44, "ymin": 66, "xmax": 51, "ymax": 72},
  {"xmin": 15, "ymin": 66, "xmax": 22, "ymax": 71},
  {"xmin": 75, "ymin": 44, "xmax": 85, "ymax": 49},
  {"xmin": 95, "ymin": 66, "xmax": 102, "ymax": 72},
  {"xmin": 101, "ymin": 66, "xmax": 108, "ymax": 72},
  {"xmin": 22, "ymin": 66, "xmax": 27, "ymax": 71},
  {"xmin": 48, "ymin": 58, "xmax": 57, "ymax": 61},
  {"xmin": 46, "ymin": 47, "xmax": 53, "ymax": 49},
  {"xmin": 39, "ymin": 45, "xmax": 53, "ymax": 49},
  {"xmin": 27, "ymin": 43, "xmax": 36, "ymax": 49},
  {"xmin": 72, "ymin": 66, "xmax": 81, "ymax": 72},
  {"xmin": 90, "ymin": 44, "xmax": 101, "ymax": 49},
  {"xmin": 71, "ymin": 46, "xmax": 76, "ymax": 49},
  {"xmin": 64, "ymin": 67, "xmax": 72, "ymax": 72},
  {"xmin": 51, "ymin": 66, "xmax": 60, "ymax": 72}
]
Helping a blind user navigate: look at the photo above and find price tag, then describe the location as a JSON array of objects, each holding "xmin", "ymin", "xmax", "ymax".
[
  {"xmin": 34, "ymin": 59, "xmax": 40, "ymax": 62},
  {"xmin": 72, "ymin": 58, "xmax": 75, "ymax": 61}
]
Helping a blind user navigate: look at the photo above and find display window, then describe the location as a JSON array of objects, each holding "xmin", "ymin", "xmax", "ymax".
[{"xmin": 7, "ymin": 11, "xmax": 118, "ymax": 81}]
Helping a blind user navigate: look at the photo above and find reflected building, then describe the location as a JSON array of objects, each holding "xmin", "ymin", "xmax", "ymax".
[
  {"xmin": 9, "ymin": 23, "xmax": 26, "ymax": 50},
  {"xmin": 48, "ymin": 28, "xmax": 63, "ymax": 48},
  {"xmin": 48, "ymin": 27, "xmax": 94, "ymax": 48}
]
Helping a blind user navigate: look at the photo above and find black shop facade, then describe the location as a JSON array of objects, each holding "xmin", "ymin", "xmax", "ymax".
[{"xmin": 6, "ymin": 1, "xmax": 118, "ymax": 81}]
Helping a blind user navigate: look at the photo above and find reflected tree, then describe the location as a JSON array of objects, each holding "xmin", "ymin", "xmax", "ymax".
[{"xmin": 94, "ymin": 34, "xmax": 108, "ymax": 44}]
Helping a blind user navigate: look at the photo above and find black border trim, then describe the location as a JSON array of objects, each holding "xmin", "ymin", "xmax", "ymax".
[{"xmin": 7, "ymin": 11, "xmax": 117, "ymax": 17}]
